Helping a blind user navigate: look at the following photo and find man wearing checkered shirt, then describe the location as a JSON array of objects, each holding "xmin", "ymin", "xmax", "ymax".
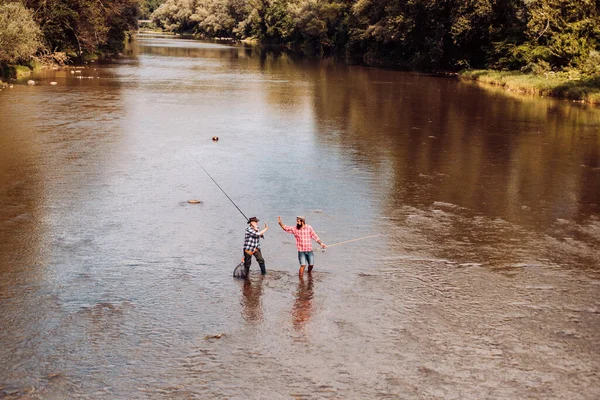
[
  {"xmin": 244, "ymin": 216, "xmax": 269, "ymax": 276},
  {"xmin": 278, "ymin": 216, "xmax": 327, "ymax": 276}
]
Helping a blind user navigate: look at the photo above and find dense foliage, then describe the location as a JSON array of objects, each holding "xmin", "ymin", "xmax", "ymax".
[
  {"xmin": 0, "ymin": 0, "xmax": 139, "ymax": 67},
  {"xmin": 0, "ymin": 2, "xmax": 42, "ymax": 64},
  {"xmin": 1, "ymin": 0, "xmax": 598, "ymax": 75},
  {"xmin": 152, "ymin": 0, "xmax": 600, "ymax": 74},
  {"xmin": 140, "ymin": 0, "xmax": 165, "ymax": 19}
]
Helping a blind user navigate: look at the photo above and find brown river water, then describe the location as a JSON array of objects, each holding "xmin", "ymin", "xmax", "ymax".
[{"xmin": 1, "ymin": 34, "xmax": 599, "ymax": 399}]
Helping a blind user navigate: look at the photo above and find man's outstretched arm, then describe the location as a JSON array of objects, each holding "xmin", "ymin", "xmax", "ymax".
[
  {"xmin": 278, "ymin": 216, "xmax": 289, "ymax": 231},
  {"xmin": 311, "ymin": 229, "xmax": 327, "ymax": 249}
]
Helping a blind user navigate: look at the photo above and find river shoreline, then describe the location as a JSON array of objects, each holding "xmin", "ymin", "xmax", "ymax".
[
  {"xmin": 137, "ymin": 30, "xmax": 600, "ymax": 107},
  {"xmin": 459, "ymin": 69, "xmax": 600, "ymax": 106},
  {"xmin": 3, "ymin": 32, "xmax": 600, "ymax": 109}
]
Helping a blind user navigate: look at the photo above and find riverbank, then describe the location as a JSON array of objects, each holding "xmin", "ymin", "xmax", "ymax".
[
  {"xmin": 134, "ymin": 30, "xmax": 600, "ymax": 107},
  {"xmin": 459, "ymin": 70, "xmax": 600, "ymax": 105},
  {"xmin": 1, "ymin": 62, "xmax": 44, "ymax": 81}
]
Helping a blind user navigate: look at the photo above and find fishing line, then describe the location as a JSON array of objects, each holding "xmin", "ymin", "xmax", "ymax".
[
  {"xmin": 323, "ymin": 234, "xmax": 380, "ymax": 250},
  {"xmin": 188, "ymin": 151, "xmax": 249, "ymax": 221}
]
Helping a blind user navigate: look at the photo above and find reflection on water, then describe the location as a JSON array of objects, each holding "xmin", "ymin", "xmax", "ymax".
[
  {"xmin": 292, "ymin": 275, "xmax": 314, "ymax": 331},
  {"xmin": 241, "ymin": 278, "xmax": 264, "ymax": 323},
  {"xmin": 305, "ymin": 62, "xmax": 600, "ymax": 270},
  {"xmin": 0, "ymin": 34, "xmax": 599, "ymax": 399},
  {"xmin": 311, "ymin": 64, "xmax": 600, "ymax": 225}
]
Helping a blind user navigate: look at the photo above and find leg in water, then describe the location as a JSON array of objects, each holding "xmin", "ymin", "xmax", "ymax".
[{"xmin": 253, "ymin": 249, "xmax": 266, "ymax": 275}]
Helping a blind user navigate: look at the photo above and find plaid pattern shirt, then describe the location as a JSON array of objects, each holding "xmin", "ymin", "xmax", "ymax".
[
  {"xmin": 282, "ymin": 225, "xmax": 320, "ymax": 251},
  {"xmin": 243, "ymin": 225, "xmax": 261, "ymax": 252}
]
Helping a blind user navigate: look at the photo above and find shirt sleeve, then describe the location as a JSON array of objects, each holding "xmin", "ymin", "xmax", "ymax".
[
  {"xmin": 246, "ymin": 227, "xmax": 260, "ymax": 237},
  {"xmin": 310, "ymin": 227, "xmax": 320, "ymax": 242},
  {"xmin": 282, "ymin": 225, "xmax": 294, "ymax": 233}
]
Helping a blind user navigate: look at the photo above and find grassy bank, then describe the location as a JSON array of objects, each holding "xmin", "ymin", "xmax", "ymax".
[
  {"xmin": 1, "ymin": 61, "xmax": 45, "ymax": 81},
  {"xmin": 459, "ymin": 70, "xmax": 600, "ymax": 105}
]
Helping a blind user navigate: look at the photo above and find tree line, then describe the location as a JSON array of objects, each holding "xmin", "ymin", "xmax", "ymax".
[
  {"xmin": 1, "ymin": 0, "xmax": 599, "ymax": 77},
  {"xmin": 151, "ymin": 0, "xmax": 600, "ymax": 75},
  {"xmin": 0, "ymin": 0, "xmax": 138, "ymax": 67}
]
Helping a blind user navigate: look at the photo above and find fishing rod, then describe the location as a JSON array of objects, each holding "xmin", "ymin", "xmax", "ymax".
[
  {"xmin": 188, "ymin": 151, "xmax": 249, "ymax": 221},
  {"xmin": 322, "ymin": 234, "xmax": 380, "ymax": 251}
]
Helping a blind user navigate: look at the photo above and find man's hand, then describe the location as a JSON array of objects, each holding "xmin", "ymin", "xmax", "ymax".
[
  {"xmin": 277, "ymin": 216, "xmax": 282, "ymax": 224},
  {"xmin": 259, "ymin": 222, "xmax": 268, "ymax": 237}
]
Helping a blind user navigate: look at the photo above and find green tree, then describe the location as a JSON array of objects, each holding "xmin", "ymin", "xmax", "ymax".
[
  {"xmin": 240, "ymin": 0, "xmax": 294, "ymax": 41},
  {"xmin": 348, "ymin": 0, "xmax": 445, "ymax": 68},
  {"xmin": 0, "ymin": 1, "xmax": 43, "ymax": 64},
  {"xmin": 152, "ymin": 0, "xmax": 197, "ymax": 33},
  {"xmin": 524, "ymin": 0, "xmax": 600, "ymax": 70},
  {"xmin": 102, "ymin": 0, "xmax": 140, "ymax": 52},
  {"xmin": 191, "ymin": 0, "xmax": 236, "ymax": 37},
  {"xmin": 289, "ymin": 0, "xmax": 347, "ymax": 54},
  {"xmin": 141, "ymin": 0, "xmax": 166, "ymax": 19},
  {"xmin": 23, "ymin": 0, "xmax": 139, "ymax": 57}
]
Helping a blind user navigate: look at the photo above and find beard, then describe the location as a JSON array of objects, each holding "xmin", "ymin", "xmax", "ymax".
[{"xmin": 296, "ymin": 224, "xmax": 303, "ymax": 229}]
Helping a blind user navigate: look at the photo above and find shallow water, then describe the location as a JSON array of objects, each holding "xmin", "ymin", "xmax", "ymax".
[{"xmin": 1, "ymin": 34, "xmax": 599, "ymax": 399}]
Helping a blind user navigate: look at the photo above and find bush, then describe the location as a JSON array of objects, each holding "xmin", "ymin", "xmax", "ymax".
[
  {"xmin": 521, "ymin": 59, "xmax": 552, "ymax": 75},
  {"xmin": 0, "ymin": 2, "xmax": 43, "ymax": 64},
  {"xmin": 579, "ymin": 50, "xmax": 600, "ymax": 76}
]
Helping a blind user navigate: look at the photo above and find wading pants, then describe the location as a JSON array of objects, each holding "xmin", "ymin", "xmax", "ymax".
[{"xmin": 244, "ymin": 249, "xmax": 266, "ymax": 275}]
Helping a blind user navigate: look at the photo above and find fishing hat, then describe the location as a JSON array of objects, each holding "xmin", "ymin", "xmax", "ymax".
[
  {"xmin": 296, "ymin": 216, "xmax": 305, "ymax": 223},
  {"xmin": 248, "ymin": 216, "xmax": 259, "ymax": 224}
]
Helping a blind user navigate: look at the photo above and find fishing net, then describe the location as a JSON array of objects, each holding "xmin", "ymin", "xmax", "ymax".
[{"xmin": 233, "ymin": 261, "xmax": 248, "ymax": 279}]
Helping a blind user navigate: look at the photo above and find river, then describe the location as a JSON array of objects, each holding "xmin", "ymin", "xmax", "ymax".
[{"xmin": 1, "ymin": 34, "xmax": 599, "ymax": 399}]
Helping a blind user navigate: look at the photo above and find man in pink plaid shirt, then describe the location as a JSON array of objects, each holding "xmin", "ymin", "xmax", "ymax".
[{"xmin": 278, "ymin": 216, "xmax": 327, "ymax": 276}]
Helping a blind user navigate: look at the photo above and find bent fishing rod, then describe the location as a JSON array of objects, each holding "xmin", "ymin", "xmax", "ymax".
[{"xmin": 188, "ymin": 151, "xmax": 249, "ymax": 222}]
